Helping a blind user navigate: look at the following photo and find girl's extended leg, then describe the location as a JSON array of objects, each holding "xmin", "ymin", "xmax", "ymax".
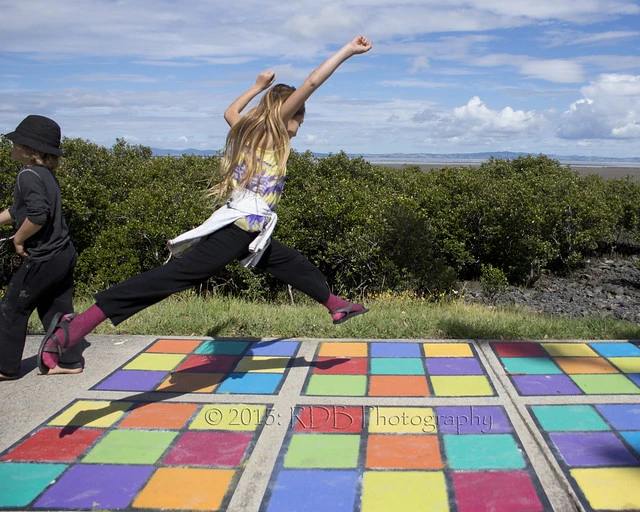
[
  {"xmin": 40, "ymin": 225, "xmax": 256, "ymax": 369},
  {"xmin": 256, "ymin": 238, "xmax": 367, "ymax": 323}
]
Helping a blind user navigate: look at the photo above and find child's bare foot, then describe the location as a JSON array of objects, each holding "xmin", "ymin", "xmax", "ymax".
[{"xmin": 37, "ymin": 365, "xmax": 83, "ymax": 376}]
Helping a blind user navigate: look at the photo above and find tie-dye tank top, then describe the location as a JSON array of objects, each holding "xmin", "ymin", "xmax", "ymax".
[{"xmin": 232, "ymin": 148, "xmax": 286, "ymax": 232}]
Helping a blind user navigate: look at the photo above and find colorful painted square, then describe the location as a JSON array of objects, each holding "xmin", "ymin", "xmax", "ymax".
[
  {"xmin": 146, "ymin": 338, "xmax": 204, "ymax": 353},
  {"xmin": 531, "ymin": 405, "xmax": 610, "ymax": 431},
  {"xmin": 118, "ymin": 402, "xmax": 199, "ymax": 429},
  {"xmin": 1, "ymin": 428, "xmax": 102, "ymax": 462},
  {"xmin": 570, "ymin": 468, "xmax": 640, "ymax": 510},
  {"xmin": 81, "ymin": 429, "xmax": 177, "ymax": 464},
  {"xmin": 452, "ymin": 471, "xmax": 544, "ymax": 512},
  {"xmin": 423, "ymin": 342, "xmax": 474, "ymax": 357},
  {"xmin": 312, "ymin": 357, "xmax": 367, "ymax": 374},
  {"xmin": 552, "ymin": 356, "xmax": 618, "ymax": 374},
  {"xmin": 590, "ymin": 342, "xmax": 640, "ymax": 357},
  {"xmin": 48, "ymin": 400, "xmax": 133, "ymax": 428},
  {"xmin": 123, "ymin": 353, "xmax": 186, "ymax": 371},
  {"xmin": 163, "ymin": 431, "xmax": 253, "ymax": 466},
  {"xmin": 292, "ymin": 406, "xmax": 363, "ymax": 433},
  {"xmin": 305, "ymin": 374, "xmax": 367, "ymax": 396},
  {"xmin": 283, "ymin": 434, "xmax": 360, "ymax": 468},
  {"xmin": 550, "ymin": 432, "xmax": 638, "ymax": 467},
  {"xmin": 502, "ymin": 357, "xmax": 562, "ymax": 374},
  {"xmin": 444, "ymin": 433, "xmax": 526, "ymax": 470},
  {"xmin": 194, "ymin": 339, "xmax": 251, "ymax": 355},
  {"xmin": 541, "ymin": 343, "xmax": 598, "ymax": 357},
  {"xmin": 511, "ymin": 374, "xmax": 582, "ymax": 395},
  {"xmin": 370, "ymin": 357, "xmax": 424, "ymax": 375},
  {"xmin": 368, "ymin": 375, "xmax": 430, "ymax": 396},
  {"xmin": 492, "ymin": 342, "xmax": 547, "ymax": 357},
  {"xmin": 365, "ymin": 434, "xmax": 442, "ymax": 469},
  {"xmin": 156, "ymin": 372, "xmax": 224, "ymax": 393},
  {"xmin": 0, "ymin": 463, "xmax": 67, "ymax": 507},
  {"xmin": 317, "ymin": 342, "xmax": 368, "ymax": 357},
  {"xmin": 430, "ymin": 375, "xmax": 494, "ymax": 396},
  {"xmin": 94, "ymin": 369, "xmax": 169, "ymax": 391},
  {"xmin": 570, "ymin": 373, "xmax": 640, "ymax": 394},
  {"xmin": 596, "ymin": 404, "xmax": 640, "ymax": 430},
  {"xmin": 360, "ymin": 471, "xmax": 448, "ymax": 512},
  {"xmin": 370, "ymin": 342, "xmax": 422, "ymax": 357}
]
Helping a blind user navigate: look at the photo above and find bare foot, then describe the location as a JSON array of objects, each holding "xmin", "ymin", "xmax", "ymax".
[{"xmin": 37, "ymin": 365, "xmax": 83, "ymax": 376}]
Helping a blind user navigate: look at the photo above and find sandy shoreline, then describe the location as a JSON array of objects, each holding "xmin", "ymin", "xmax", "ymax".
[{"xmin": 375, "ymin": 162, "xmax": 640, "ymax": 180}]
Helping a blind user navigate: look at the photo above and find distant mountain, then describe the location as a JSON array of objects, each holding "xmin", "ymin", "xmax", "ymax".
[{"xmin": 151, "ymin": 148, "xmax": 640, "ymax": 166}]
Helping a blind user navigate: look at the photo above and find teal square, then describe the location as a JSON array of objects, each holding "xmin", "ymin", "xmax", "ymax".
[
  {"xmin": 370, "ymin": 357, "xmax": 425, "ymax": 375},
  {"xmin": 82, "ymin": 430, "xmax": 177, "ymax": 464},
  {"xmin": 531, "ymin": 405, "xmax": 609, "ymax": 431},
  {"xmin": 0, "ymin": 462, "xmax": 67, "ymax": 507},
  {"xmin": 216, "ymin": 372, "xmax": 282, "ymax": 394},
  {"xmin": 305, "ymin": 375, "xmax": 367, "ymax": 396},
  {"xmin": 502, "ymin": 357, "xmax": 561, "ymax": 374},
  {"xmin": 195, "ymin": 340, "xmax": 250, "ymax": 355},
  {"xmin": 443, "ymin": 434, "xmax": 525, "ymax": 470},
  {"xmin": 284, "ymin": 434, "xmax": 360, "ymax": 468}
]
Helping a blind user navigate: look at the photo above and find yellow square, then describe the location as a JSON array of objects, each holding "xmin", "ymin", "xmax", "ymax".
[
  {"xmin": 368, "ymin": 407, "xmax": 437, "ymax": 433},
  {"xmin": 361, "ymin": 471, "xmax": 448, "ymax": 512},
  {"xmin": 541, "ymin": 343, "xmax": 597, "ymax": 357},
  {"xmin": 123, "ymin": 353, "xmax": 186, "ymax": 371},
  {"xmin": 48, "ymin": 400, "xmax": 133, "ymax": 428},
  {"xmin": 189, "ymin": 404, "xmax": 267, "ymax": 431},
  {"xmin": 431, "ymin": 376, "xmax": 493, "ymax": 396},
  {"xmin": 318, "ymin": 342, "xmax": 368, "ymax": 357},
  {"xmin": 233, "ymin": 356, "xmax": 287, "ymax": 373},
  {"xmin": 609, "ymin": 357, "xmax": 640, "ymax": 374},
  {"xmin": 571, "ymin": 468, "xmax": 640, "ymax": 510},
  {"xmin": 133, "ymin": 467, "xmax": 235, "ymax": 510},
  {"xmin": 423, "ymin": 343, "xmax": 473, "ymax": 357}
]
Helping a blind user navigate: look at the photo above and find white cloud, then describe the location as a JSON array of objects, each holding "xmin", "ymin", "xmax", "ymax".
[
  {"xmin": 558, "ymin": 74, "xmax": 640, "ymax": 139},
  {"xmin": 409, "ymin": 56, "xmax": 430, "ymax": 74}
]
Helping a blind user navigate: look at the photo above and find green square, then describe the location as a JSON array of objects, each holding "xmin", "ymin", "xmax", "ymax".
[
  {"xmin": 371, "ymin": 358, "xmax": 424, "ymax": 375},
  {"xmin": 443, "ymin": 434, "xmax": 525, "ymax": 470},
  {"xmin": 0, "ymin": 462, "xmax": 67, "ymax": 507},
  {"xmin": 305, "ymin": 375, "xmax": 367, "ymax": 396},
  {"xmin": 195, "ymin": 340, "xmax": 250, "ymax": 355},
  {"xmin": 570, "ymin": 374, "xmax": 640, "ymax": 394},
  {"xmin": 531, "ymin": 405, "xmax": 609, "ymax": 431},
  {"xmin": 284, "ymin": 434, "xmax": 360, "ymax": 468},
  {"xmin": 502, "ymin": 357, "xmax": 561, "ymax": 375},
  {"xmin": 82, "ymin": 430, "xmax": 177, "ymax": 464}
]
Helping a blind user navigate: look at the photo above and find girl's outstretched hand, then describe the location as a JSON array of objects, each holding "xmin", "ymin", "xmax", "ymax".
[
  {"xmin": 256, "ymin": 70, "xmax": 276, "ymax": 91},
  {"xmin": 349, "ymin": 35, "xmax": 372, "ymax": 55}
]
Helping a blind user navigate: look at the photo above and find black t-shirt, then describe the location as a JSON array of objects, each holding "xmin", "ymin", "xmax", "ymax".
[{"xmin": 8, "ymin": 166, "xmax": 72, "ymax": 261}]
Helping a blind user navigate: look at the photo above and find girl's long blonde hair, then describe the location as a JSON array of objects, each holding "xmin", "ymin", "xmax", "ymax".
[
  {"xmin": 17, "ymin": 144, "xmax": 61, "ymax": 171},
  {"xmin": 210, "ymin": 84, "xmax": 304, "ymax": 202}
]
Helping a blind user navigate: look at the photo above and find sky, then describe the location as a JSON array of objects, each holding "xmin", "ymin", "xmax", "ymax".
[{"xmin": 1, "ymin": 0, "xmax": 639, "ymax": 159}]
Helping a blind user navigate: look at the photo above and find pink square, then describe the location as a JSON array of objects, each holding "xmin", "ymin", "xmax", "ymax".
[
  {"xmin": 313, "ymin": 357, "xmax": 368, "ymax": 374},
  {"xmin": 1, "ymin": 428, "xmax": 103, "ymax": 462},
  {"xmin": 163, "ymin": 431, "xmax": 252, "ymax": 466},
  {"xmin": 453, "ymin": 471, "xmax": 544, "ymax": 512}
]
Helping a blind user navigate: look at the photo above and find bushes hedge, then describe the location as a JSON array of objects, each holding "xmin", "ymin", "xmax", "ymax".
[{"xmin": 1, "ymin": 136, "xmax": 639, "ymax": 299}]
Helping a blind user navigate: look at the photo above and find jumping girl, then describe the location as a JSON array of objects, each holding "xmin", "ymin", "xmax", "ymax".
[{"xmin": 37, "ymin": 35, "xmax": 372, "ymax": 373}]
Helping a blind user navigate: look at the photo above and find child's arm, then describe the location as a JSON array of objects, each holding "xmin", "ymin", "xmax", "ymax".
[
  {"xmin": 0, "ymin": 209, "xmax": 13, "ymax": 226},
  {"xmin": 224, "ymin": 70, "xmax": 276, "ymax": 128},
  {"xmin": 13, "ymin": 218, "xmax": 42, "ymax": 258},
  {"xmin": 281, "ymin": 35, "xmax": 372, "ymax": 122}
]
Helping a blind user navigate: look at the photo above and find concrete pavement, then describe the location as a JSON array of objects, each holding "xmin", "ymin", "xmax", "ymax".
[{"xmin": 1, "ymin": 334, "xmax": 639, "ymax": 511}]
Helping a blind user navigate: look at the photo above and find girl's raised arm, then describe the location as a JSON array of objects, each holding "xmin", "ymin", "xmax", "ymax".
[
  {"xmin": 280, "ymin": 35, "xmax": 372, "ymax": 122},
  {"xmin": 224, "ymin": 70, "xmax": 276, "ymax": 127}
]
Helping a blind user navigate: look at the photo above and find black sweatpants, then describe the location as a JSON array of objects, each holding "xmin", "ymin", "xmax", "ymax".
[
  {"xmin": 0, "ymin": 243, "xmax": 84, "ymax": 376},
  {"xmin": 95, "ymin": 225, "xmax": 331, "ymax": 326}
]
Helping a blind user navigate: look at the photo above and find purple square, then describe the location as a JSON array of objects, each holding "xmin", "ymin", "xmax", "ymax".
[
  {"xmin": 163, "ymin": 431, "xmax": 253, "ymax": 466},
  {"xmin": 436, "ymin": 406, "xmax": 512, "ymax": 434},
  {"xmin": 512, "ymin": 374, "xmax": 582, "ymax": 395},
  {"xmin": 33, "ymin": 464, "xmax": 154, "ymax": 509},
  {"xmin": 550, "ymin": 432, "xmax": 639, "ymax": 467},
  {"xmin": 94, "ymin": 370, "xmax": 168, "ymax": 391},
  {"xmin": 370, "ymin": 343, "xmax": 421, "ymax": 357},
  {"xmin": 247, "ymin": 341, "xmax": 299, "ymax": 356},
  {"xmin": 425, "ymin": 357, "xmax": 482, "ymax": 375}
]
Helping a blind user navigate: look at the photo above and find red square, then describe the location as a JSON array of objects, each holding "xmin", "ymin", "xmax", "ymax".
[
  {"xmin": 1, "ymin": 427, "xmax": 103, "ymax": 462},
  {"xmin": 163, "ymin": 431, "xmax": 252, "ymax": 466},
  {"xmin": 312, "ymin": 357, "xmax": 367, "ymax": 374},
  {"xmin": 293, "ymin": 406, "xmax": 363, "ymax": 433},
  {"xmin": 174, "ymin": 354, "xmax": 238, "ymax": 373},
  {"xmin": 452, "ymin": 471, "xmax": 544, "ymax": 512},
  {"xmin": 493, "ymin": 343, "xmax": 546, "ymax": 358}
]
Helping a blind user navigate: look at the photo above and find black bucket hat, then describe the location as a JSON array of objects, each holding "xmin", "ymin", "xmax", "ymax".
[{"xmin": 4, "ymin": 115, "xmax": 63, "ymax": 156}]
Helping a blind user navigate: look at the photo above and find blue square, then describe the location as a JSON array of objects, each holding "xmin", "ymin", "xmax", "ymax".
[
  {"xmin": 590, "ymin": 342, "xmax": 640, "ymax": 357},
  {"xmin": 370, "ymin": 342, "xmax": 421, "ymax": 357},
  {"xmin": 622, "ymin": 432, "xmax": 640, "ymax": 454},
  {"xmin": 246, "ymin": 340, "xmax": 299, "ymax": 356},
  {"xmin": 216, "ymin": 372, "xmax": 282, "ymax": 394},
  {"xmin": 266, "ymin": 469, "xmax": 358, "ymax": 512},
  {"xmin": 596, "ymin": 404, "xmax": 640, "ymax": 430},
  {"xmin": 628, "ymin": 374, "xmax": 640, "ymax": 386}
]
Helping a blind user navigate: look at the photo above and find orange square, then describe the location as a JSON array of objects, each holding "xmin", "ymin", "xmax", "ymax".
[
  {"xmin": 119, "ymin": 402, "xmax": 199, "ymax": 429},
  {"xmin": 317, "ymin": 342, "xmax": 368, "ymax": 357},
  {"xmin": 369, "ymin": 376, "xmax": 430, "ymax": 396},
  {"xmin": 133, "ymin": 467, "xmax": 235, "ymax": 510},
  {"xmin": 156, "ymin": 373, "xmax": 225, "ymax": 393},
  {"xmin": 146, "ymin": 339, "xmax": 203, "ymax": 354},
  {"xmin": 554, "ymin": 357, "xmax": 619, "ymax": 374},
  {"xmin": 366, "ymin": 435, "xmax": 442, "ymax": 469}
]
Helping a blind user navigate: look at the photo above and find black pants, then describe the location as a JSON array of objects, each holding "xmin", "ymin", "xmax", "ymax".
[
  {"xmin": 0, "ymin": 243, "xmax": 84, "ymax": 376},
  {"xmin": 96, "ymin": 225, "xmax": 331, "ymax": 326}
]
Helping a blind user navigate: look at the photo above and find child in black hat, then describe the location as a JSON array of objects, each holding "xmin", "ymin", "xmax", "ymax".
[{"xmin": 0, "ymin": 115, "xmax": 85, "ymax": 379}]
